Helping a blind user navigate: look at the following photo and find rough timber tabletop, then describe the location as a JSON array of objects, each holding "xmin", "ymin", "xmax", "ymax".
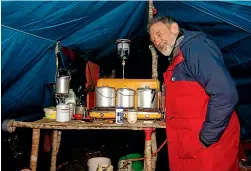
[{"xmin": 10, "ymin": 118, "xmax": 166, "ymax": 130}]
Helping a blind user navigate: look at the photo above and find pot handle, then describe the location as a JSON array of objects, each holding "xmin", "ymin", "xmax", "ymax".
[
  {"xmin": 151, "ymin": 89, "xmax": 156, "ymax": 104},
  {"xmin": 57, "ymin": 68, "xmax": 71, "ymax": 80}
]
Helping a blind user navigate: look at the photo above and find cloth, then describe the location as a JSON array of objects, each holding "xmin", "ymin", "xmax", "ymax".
[{"xmin": 164, "ymin": 30, "xmax": 240, "ymax": 171}]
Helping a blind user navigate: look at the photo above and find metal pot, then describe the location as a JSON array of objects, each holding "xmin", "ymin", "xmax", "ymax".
[
  {"xmin": 116, "ymin": 88, "xmax": 135, "ymax": 108},
  {"xmin": 137, "ymin": 87, "xmax": 158, "ymax": 109},
  {"xmin": 75, "ymin": 105, "xmax": 87, "ymax": 118},
  {"xmin": 56, "ymin": 69, "xmax": 71, "ymax": 94},
  {"xmin": 95, "ymin": 86, "xmax": 116, "ymax": 108}
]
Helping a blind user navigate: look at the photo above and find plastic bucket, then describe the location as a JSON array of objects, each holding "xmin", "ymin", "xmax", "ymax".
[
  {"xmin": 119, "ymin": 153, "xmax": 143, "ymax": 171},
  {"xmin": 118, "ymin": 160, "xmax": 132, "ymax": 171},
  {"xmin": 87, "ymin": 157, "xmax": 111, "ymax": 171}
]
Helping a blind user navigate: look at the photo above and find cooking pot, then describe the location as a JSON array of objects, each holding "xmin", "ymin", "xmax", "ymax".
[
  {"xmin": 137, "ymin": 87, "xmax": 158, "ymax": 109},
  {"xmin": 95, "ymin": 86, "xmax": 116, "ymax": 108},
  {"xmin": 116, "ymin": 88, "xmax": 135, "ymax": 108},
  {"xmin": 56, "ymin": 69, "xmax": 71, "ymax": 94}
]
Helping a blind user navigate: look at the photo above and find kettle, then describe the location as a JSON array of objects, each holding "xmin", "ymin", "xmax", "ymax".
[{"xmin": 55, "ymin": 69, "xmax": 71, "ymax": 94}]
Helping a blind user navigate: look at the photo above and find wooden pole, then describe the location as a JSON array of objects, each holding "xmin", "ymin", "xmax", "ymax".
[
  {"xmin": 144, "ymin": 140, "xmax": 152, "ymax": 171},
  {"xmin": 55, "ymin": 41, "xmax": 60, "ymax": 71},
  {"xmin": 56, "ymin": 131, "xmax": 62, "ymax": 154},
  {"xmin": 148, "ymin": 0, "xmax": 158, "ymax": 170},
  {"xmin": 148, "ymin": 0, "xmax": 158, "ymax": 80},
  {"xmin": 30, "ymin": 129, "xmax": 40, "ymax": 171},
  {"xmin": 151, "ymin": 131, "xmax": 157, "ymax": 171},
  {"xmin": 144, "ymin": 128, "xmax": 153, "ymax": 171},
  {"xmin": 50, "ymin": 130, "xmax": 58, "ymax": 171}
]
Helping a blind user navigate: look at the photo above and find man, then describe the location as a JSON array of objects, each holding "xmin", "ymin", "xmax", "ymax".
[{"xmin": 148, "ymin": 16, "xmax": 240, "ymax": 171}]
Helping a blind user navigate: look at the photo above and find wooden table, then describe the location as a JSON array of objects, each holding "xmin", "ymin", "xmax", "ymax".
[{"xmin": 7, "ymin": 119, "xmax": 166, "ymax": 171}]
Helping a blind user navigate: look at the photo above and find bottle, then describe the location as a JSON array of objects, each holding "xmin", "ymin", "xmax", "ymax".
[
  {"xmin": 56, "ymin": 103, "xmax": 70, "ymax": 122},
  {"xmin": 66, "ymin": 89, "xmax": 76, "ymax": 104},
  {"xmin": 115, "ymin": 107, "xmax": 124, "ymax": 124},
  {"xmin": 65, "ymin": 89, "xmax": 76, "ymax": 119}
]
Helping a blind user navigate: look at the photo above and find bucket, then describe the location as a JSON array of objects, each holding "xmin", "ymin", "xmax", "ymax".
[
  {"xmin": 97, "ymin": 164, "xmax": 113, "ymax": 171},
  {"xmin": 119, "ymin": 154, "xmax": 143, "ymax": 171},
  {"xmin": 118, "ymin": 160, "xmax": 132, "ymax": 171},
  {"xmin": 87, "ymin": 157, "xmax": 111, "ymax": 171}
]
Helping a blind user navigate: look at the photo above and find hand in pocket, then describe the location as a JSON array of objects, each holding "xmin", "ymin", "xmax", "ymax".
[{"xmin": 176, "ymin": 129, "xmax": 204, "ymax": 159}]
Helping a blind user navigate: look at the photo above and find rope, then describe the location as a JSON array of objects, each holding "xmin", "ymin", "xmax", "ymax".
[
  {"xmin": 120, "ymin": 138, "xmax": 167, "ymax": 162},
  {"xmin": 1, "ymin": 24, "xmax": 57, "ymax": 43}
]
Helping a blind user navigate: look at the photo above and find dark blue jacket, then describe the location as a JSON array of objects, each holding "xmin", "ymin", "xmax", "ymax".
[{"xmin": 177, "ymin": 30, "xmax": 239, "ymax": 146}]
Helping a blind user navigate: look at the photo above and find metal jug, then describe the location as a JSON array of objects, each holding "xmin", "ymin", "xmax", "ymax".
[{"xmin": 56, "ymin": 69, "xmax": 71, "ymax": 94}]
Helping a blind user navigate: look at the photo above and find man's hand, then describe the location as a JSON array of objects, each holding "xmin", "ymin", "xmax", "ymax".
[{"xmin": 199, "ymin": 133, "xmax": 211, "ymax": 148}]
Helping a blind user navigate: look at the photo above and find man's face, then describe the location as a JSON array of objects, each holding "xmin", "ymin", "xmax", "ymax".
[{"xmin": 149, "ymin": 22, "xmax": 179, "ymax": 56}]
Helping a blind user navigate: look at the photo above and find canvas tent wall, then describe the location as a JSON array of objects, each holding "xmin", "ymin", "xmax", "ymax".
[{"xmin": 1, "ymin": 1, "xmax": 251, "ymax": 137}]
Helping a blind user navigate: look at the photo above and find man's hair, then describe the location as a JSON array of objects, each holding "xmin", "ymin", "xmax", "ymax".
[{"xmin": 147, "ymin": 16, "xmax": 176, "ymax": 32}]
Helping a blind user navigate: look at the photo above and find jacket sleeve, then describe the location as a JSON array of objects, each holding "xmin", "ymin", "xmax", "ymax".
[{"xmin": 183, "ymin": 36, "xmax": 238, "ymax": 147}]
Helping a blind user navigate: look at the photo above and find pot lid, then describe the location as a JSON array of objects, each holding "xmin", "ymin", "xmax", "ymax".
[
  {"xmin": 117, "ymin": 87, "xmax": 134, "ymax": 91},
  {"xmin": 137, "ymin": 86, "xmax": 155, "ymax": 90},
  {"xmin": 96, "ymin": 86, "xmax": 115, "ymax": 89}
]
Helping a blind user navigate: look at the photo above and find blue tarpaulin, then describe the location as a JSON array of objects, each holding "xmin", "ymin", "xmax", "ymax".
[
  {"xmin": 1, "ymin": 1, "xmax": 251, "ymax": 137},
  {"xmin": 1, "ymin": 1, "xmax": 148, "ymax": 119}
]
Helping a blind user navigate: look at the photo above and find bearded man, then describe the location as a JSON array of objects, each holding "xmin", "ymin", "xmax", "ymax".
[{"xmin": 148, "ymin": 16, "xmax": 240, "ymax": 171}]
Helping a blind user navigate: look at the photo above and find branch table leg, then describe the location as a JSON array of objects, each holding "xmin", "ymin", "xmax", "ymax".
[
  {"xmin": 143, "ymin": 128, "xmax": 153, "ymax": 171},
  {"xmin": 151, "ymin": 130, "xmax": 157, "ymax": 171},
  {"xmin": 57, "ymin": 131, "xmax": 62, "ymax": 154},
  {"xmin": 50, "ymin": 130, "xmax": 58, "ymax": 171},
  {"xmin": 30, "ymin": 129, "xmax": 40, "ymax": 171}
]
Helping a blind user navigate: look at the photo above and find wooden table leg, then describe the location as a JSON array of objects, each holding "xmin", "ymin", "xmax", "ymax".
[
  {"xmin": 57, "ymin": 131, "xmax": 62, "ymax": 154},
  {"xmin": 50, "ymin": 130, "xmax": 58, "ymax": 171},
  {"xmin": 151, "ymin": 130, "xmax": 157, "ymax": 171},
  {"xmin": 143, "ymin": 128, "xmax": 153, "ymax": 171},
  {"xmin": 30, "ymin": 129, "xmax": 40, "ymax": 171}
]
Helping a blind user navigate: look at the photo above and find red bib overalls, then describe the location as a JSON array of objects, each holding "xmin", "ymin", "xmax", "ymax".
[{"xmin": 163, "ymin": 50, "xmax": 240, "ymax": 171}]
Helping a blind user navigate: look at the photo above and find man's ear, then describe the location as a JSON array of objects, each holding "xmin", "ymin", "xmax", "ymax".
[{"xmin": 170, "ymin": 22, "xmax": 179, "ymax": 35}]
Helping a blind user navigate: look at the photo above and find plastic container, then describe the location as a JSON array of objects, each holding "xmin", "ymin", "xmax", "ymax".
[
  {"xmin": 65, "ymin": 89, "xmax": 76, "ymax": 119},
  {"xmin": 43, "ymin": 108, "xmax": 56, "ymax": 119},
  {"xmin": 97, "ymin": 164, "xmax": 113, "ymax": 171},
  {"xmin": 127, "ymin": 110, "xmax": 137, "ymax": 124},
  {"xmin": 115, "ymin": 107, "xmax": 124, "ymax": 124},
  {"xmin": 119, "ymin": 153, "xmax": 143, "ymax": 171},
  {"xmin": 87, "ymin": 157, "xmax": 111, "ymax": 171},
  {"xmin": 65, "ymin": 89, "xmax": 76, "ymax": 104},
  {"xmin": 56, "ymin": 103, "xmax": 70, "ymax": 122}
]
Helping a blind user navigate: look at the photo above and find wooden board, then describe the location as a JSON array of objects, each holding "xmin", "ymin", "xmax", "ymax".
[{"xmin": 10, "ymin": 118, "xmax": 166, "ymax": 130}]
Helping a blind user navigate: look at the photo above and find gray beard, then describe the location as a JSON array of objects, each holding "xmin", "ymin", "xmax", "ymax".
[{"xmin": 161, "ymin": 36, "xmax": 177, "ymax": 56}]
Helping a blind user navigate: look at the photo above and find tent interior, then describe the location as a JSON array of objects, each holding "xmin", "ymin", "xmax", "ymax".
[{"xmin": 1, "ymin": 1, "xmax": 251, "ymax": 170}]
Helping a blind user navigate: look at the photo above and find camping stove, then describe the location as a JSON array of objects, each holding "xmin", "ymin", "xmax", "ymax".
[
  {"xmin": 89, "ymin": 107, "xmax": 162, "ymax": 120},
  {"xmin": 89, "ymin": 78, "xmax": 165, "ymax": 120}
]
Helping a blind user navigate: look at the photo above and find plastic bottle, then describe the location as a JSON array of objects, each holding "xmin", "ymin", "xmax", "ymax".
[
  {"xmin": 65, "ymin": 89, "xmax": 76, "ymax": 104},
  {"xmin": 116, "ymin": 107, "xmax": 124, "ymax": 124},
  {"xmin": 56, "ymin": 103, "xmax": 70, "ymax": 122},
  {"xmin": 65, "ymin": 89, "xmax": 76, "ymax": 118}
]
